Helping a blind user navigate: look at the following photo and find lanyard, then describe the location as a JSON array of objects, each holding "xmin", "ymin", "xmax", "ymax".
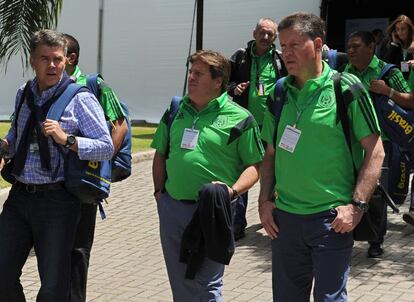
[
  {"xmin": 291, "ymin": 88, "xmax": 322, "ymax": 128},
  {"xmin": 289, "ymin": 70, "xmax": 334, "ymax": 128},
  {"xmin": 191, "ymin": 117, "xmax": 199, "ymax": 130},
  {"xmin": 402, "ymin": 48, "xmax": 408, "ymax": 61},
  {"xmin": 254, "ymin": 56, "xmax": 270, "ymax": 83}
]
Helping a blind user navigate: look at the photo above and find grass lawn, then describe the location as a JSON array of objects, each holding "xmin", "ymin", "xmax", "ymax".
[{"xmin": 0, "ymin": 122, "xmax": 156, "ymax": 189}]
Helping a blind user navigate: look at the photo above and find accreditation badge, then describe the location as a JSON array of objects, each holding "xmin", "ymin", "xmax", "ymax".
[
  {"xmin": 257, "ymin": 81, "xmax": 265, "ymax": 96},
  {"xmin": 181, "ymin": 128, "xmax": 199, "ymax": 150},
  {"xmin": 29, "ymin": 143, "xmax": 39, "ymax": 153},
  {"xmin": 278, "ymin": 125, "xmax": 301, "ymax": 153},
  {"xmin": 29, "ymin": 133, "xmax": 39, "ymax": 153},
  {"xmin": 401, "ymin": 61, "xmax": 410, "ymax": 72}
]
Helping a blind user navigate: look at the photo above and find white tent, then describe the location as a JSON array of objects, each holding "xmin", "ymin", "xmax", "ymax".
[{"xmin": 0, "ymin": 0, "xmax": 320, "ymax": 123}]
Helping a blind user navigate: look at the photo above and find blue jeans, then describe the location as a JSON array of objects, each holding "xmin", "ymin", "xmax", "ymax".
[
  {"xmin": 272, "ymin": 208, "xmax": 353, "ymax": 302},
  {"xmin": 0, "ymin": 185, "xmax": 81, "ymax": 302},
  {"xmin": 157, "ymin": 192, "xmax": 224, "ymax": 302}
]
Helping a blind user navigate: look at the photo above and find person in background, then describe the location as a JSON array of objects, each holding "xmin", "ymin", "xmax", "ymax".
[
  {"xmin": 377, "ymin": 15, "xmax": 414, "ymax": 81},
  {"xmin": 227, "ymin": 18, "xmax": 286, "ymax": 240},
  {"xmin": 344, "ymin": 30, "xmax": 414, "ymax": 257},
  {"xmin": 63, "ymin": 33, "xmax": 128, "ymax": 302},
  {"xmin": 377, "ymin": 16, "xmax": 414, "ymax": 228}
]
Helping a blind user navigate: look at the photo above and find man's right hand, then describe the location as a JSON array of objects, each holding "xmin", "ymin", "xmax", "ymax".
[
  {"xmin": 234, "ymin": 81, "xmax": 250, "ymax": 96},
  {"xmin": 258, "ymin": 200, "xmax": 279, "ymax": 239},
  {"xmin": 154, "ymin": 191, "xmax": 164, "ymax": 203},
  {"xmin": 0, "ymin": 138, "xmax": 8, "ymax": 159}
]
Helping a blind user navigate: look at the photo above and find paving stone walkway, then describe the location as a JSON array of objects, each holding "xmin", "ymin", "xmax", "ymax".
[{"xmin": 1, "ymin": 156, "xmax": 414, "ymax": 301}]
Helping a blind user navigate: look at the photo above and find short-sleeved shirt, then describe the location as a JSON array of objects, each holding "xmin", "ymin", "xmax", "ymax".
[
  {"xmin": 343, "ymin": 55, "xmax": 411, "ymax": 94},
  {"xmin": 344, "ymin": 55, "xmax": 412, "ymax": 141},
  {"xmin": 409, "ymin": 68, "xmax": 414, "ymax": 91},
  {"xmin": 261, "ymin": 62, "xmax": 380, "ymax": 215},
  {"xmin": 151, "ymin": 92, "xmax": 264, "ymax": 201},
  {"xmin": 72, "ymin": 66, "xmax": 125, "ymax": 122},
  {"xmin": 248, "ymin": 43, "xmax": 277, "ymax": 126}
]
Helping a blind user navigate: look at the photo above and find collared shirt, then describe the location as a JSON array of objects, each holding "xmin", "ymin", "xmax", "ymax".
[
  {"xmin": 71, "ymin": 66, "xmax": 125, "ymax": 122},
  {"xmin": 344, "ymin": 55, "xmax": 411, "ymax": 94},
  {"xmin": 151, "ymin": 92, "xmax": 264, "ymax": 200},
  {"xmin": 6, "ymin": 74, "xmax": 114, "ymax": 184},
  {"xmin": 261, "ymin": 62, "xmax": 380, "ymax": 215},
  {"xmin": 248, "ymin": 42, "xmax": 277, "ymax": 126},
  {"xmin": 344, "ymin": 55, "xmax": 412, "ymax": 141},
  {"xmin": 409, "ymin": 68, "xmax": 414, "ymax": 91}
]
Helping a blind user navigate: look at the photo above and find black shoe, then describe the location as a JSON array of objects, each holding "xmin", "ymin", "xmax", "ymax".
[
  {"xmin": 234, "ymin": 230, "xmax": 246, "ymax": 241},
  {"xmin": 367, "ymin": 244, "xmax": 383, "ymax": 258},
  {"xmin": 403, "ymin": 212, "xmax": 414, "ymax": 226}
]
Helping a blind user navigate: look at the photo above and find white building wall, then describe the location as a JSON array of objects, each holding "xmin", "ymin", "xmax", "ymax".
[{"xmin": 0, "ymin": 0, "xmax": 320, "ymax": 123}]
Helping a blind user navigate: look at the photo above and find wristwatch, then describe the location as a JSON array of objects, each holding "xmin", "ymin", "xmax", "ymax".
[
  {"xmin": 231, "ymin": 187, "xmax": 240, "ymax": 200},
  {"xmin": 351, "ymin": 199, "xmax": 369, "ymax": 213},
  {"xmin": 64, "ymin": 135, "xmax": 76, "ymax": 149}
]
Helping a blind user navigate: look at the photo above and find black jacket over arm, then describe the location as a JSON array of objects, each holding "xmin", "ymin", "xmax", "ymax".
[{"xmin": 179, "ymin": 183, "xmax": 235, "ymax": 279}]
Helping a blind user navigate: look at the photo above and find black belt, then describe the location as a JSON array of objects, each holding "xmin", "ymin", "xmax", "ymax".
[
  {"xmin": 179, "ymin": 199, "xmax": 196, "ymax": 204},
  {"xmin": 14, "ymin": 181, "xmax": 65, "ymax": 193}
]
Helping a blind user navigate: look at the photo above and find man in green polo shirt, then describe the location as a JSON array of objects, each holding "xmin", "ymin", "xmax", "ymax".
[
  {"xmin": 259, "ymin": 13, "xmax": 384, "ymax": 301},
  {"xmin": 227, "ymin": 18, "xmax": 287, "ymax": 240},
  {"xmin": 63, "ymin": 33, "xmax": 128, "ymax": 302},
  {"xmin": 344, "ymin": 30, "xmax": 414, "ymax": 258},
  {"xmin": 152, "ymin": 50, "xmax": 263, "ymax": 301}
]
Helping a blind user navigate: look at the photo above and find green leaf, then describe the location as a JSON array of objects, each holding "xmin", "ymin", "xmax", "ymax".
[{"xmin": 0, "ymin": 0, "xmax": 63, "ymax": 71}]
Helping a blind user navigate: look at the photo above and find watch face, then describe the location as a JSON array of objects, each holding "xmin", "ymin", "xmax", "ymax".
[
  {"xmin": 66, "ymin": 135, "xmax": 76, "ymax": 148},
  {"xmin": 360, "ymin": 202, "xmax": 369, "ymax": 213},
  {"xmin": 67, "ymin": 135, "xmax": 76, "ymax": 144}
]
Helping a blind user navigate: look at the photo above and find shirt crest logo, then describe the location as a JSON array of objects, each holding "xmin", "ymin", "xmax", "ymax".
[
  {"xmin": 213, "ymin": 115, "xmax": 228, "ymax": 128},
  {"xmin": 175, "ymin": 112, "xmax": 184, "ymax": 120},
  {"xmin": 318, "ymin": 95, "xmax": 334, "ymax": 108}
]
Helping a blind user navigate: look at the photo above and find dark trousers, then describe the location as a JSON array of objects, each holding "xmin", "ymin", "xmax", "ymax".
[
  {"xmin": 233, "ymin": 192, "xmax": 248, "ymax": 233},
  {"xmin": 272, "ymin": 208, "xmax": 353, "ymax": 302},
  {"xmin": 0, "ymin": 185, "xmax": 80, "ymax": 302},
  {"xmin": 369, "ymin": 141, "xmax": 391, "ymax": 246},
  {"xmin": 69, "ymin": 203, "xmax": 97, "ymax": 302}
]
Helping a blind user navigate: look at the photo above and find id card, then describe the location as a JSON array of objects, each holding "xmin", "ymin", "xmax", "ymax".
[
  {"xmin": 257, "ymin": 82, "xmax": 265, "ymax": 96},
  {"xmin": 181, "ymin": 128, "xmax": 199, "ymax": 150},
  {"xmin": 278, "ymin": 125, "xmax": 301, "ymax": 153},
  {"xmin": 401, "ymin": 61, "xmax": 410, "ymax": 72},
  {"xmin": 29, "ymin": 143, "xmax": 39, "ymax": 153}
]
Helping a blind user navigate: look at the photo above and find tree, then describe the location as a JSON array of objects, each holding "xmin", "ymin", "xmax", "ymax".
[{"xmin": 0, "ymin": 0, "xmax": 63, "ymax": 69}]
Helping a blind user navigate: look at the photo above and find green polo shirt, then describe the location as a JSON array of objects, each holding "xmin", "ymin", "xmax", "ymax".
[
  {"xmin": 343, "ymin": 55, "xmax": 411, "ymax": 95},
  {"xmin": 409, "ymin": 68, "xmax": 414, "ymax": 91},
  {"xmin": 151, "ymin": 92, "xmax": 264, "ymax": 201},
  {"xmin": 248, "ymin": 43, "xmax": 277, "ymax": 126},
  {"xmin": 344, "ymin": 55, "xmax": 412, "ymax": 141},
  {"xmin": 71, "ymin": 66, "xmax": 125, "ymax": 121},
  {"xmin": 261, "ymin": 62, "xmax": 380, "ymax": 215}
]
